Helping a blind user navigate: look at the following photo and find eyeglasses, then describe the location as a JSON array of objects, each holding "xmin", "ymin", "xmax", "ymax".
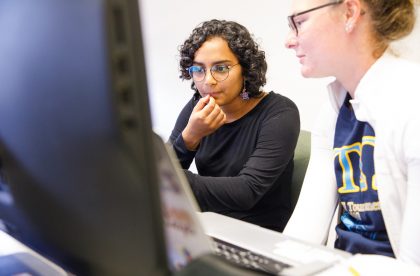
[
  {"xmin": 187, "ymin": 63, "xmax": 239, "ymax": 82},
  {"xmin": 287, "ymin": 0, "xmax": 344, "ymax": 36}
]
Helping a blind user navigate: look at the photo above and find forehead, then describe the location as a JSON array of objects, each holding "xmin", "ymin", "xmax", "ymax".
[
  {"xmin": 194, "ymin": 36, "xmax": 238, "ymax": 63},
  {"xmin": 290, "ymin": 0, "xmax": 325, "ymax": 13}
]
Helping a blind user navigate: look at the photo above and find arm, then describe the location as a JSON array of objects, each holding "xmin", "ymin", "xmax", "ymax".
[
  {"xmin": 169, "ymin": 95, "xmax": 226, "ymax": 169},
  {"xmin": 186, "ymin": 106, "xmax": 300, "ymax": 212},
  {"xmin": 168, "ymin": 97, "xmax": 196, "ymax": 169},
  {"xmin": 398, "ymin": 118, "xmax": 420, "ymax": 266},
  {"xmin": 283, "ymin": 102, "xmax": 339, "ymax": 245}
]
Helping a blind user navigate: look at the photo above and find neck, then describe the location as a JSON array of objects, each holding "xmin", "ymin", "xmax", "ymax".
[
  {"xmin": 334, "ymin": 16, "xmax": 384, "ymax": 98},
  {"xmin": 336, "ymin": 34, "xmax": 381, "ymax": 98},
  {"xmin": 337, "ymin": 54, "xmax": 377, "ymax": 98},
  {"xmin": 223, "ymin": 92, "xmax": 266, "ymax": 123}
]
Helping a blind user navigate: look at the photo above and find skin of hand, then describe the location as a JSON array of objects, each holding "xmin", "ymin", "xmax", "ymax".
[{"xmin": 182, "ymin": 95, "xmax": 227, "ymax": 150}]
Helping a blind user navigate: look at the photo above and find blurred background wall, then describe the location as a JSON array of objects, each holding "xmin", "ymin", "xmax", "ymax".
[{"xmin": 139, "ymin": 0, "xmax": 420, "ymax": 140}]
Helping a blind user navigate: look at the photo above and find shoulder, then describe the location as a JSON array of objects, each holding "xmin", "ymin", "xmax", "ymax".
[
  {"xmin": 262, "ymin": 91, "xmax": 299, "ymax": 112},
  {"xmin": 257, "ymin": 92, "xmax": 299, "ymax": 122},
  {"xmin": 356, "ymin": 55, "xmax": 419, "ymax": 117},
  {"xmin": 235, "ymin": 92, "xmax": 299, "ymax": 130},
  {"xmin": 363, "ymin": 54, "xmax": 420, "ymax": 91},
  {"xmin": 255, "ymin": 92, "xmax": 300, "ymax": 132}
]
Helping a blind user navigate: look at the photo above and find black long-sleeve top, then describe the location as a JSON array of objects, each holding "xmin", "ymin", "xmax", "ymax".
[{"xmin": 169, "ymin": 92, "xmax": 300, "ymax": 231}]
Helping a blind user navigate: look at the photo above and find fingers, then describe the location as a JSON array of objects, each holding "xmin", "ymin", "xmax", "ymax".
[
  {"xmin": 205, "ymin": 100, "xmax": 225, "ymax": 125},
  {"xmin": 194, "ymin": 96, "xmax": 222, "ymax": 120},
  {"xmin": 212, "ymin": 109, "xmax": 226, "ymax": 127},
  {"xmin": 186, "ymin": 96, "xmax": 225, "ymax": 140},
  {"xmin": 200, "ymin": 96, "xmax": 216, "ymax": 116},
  {"xmin": 193, "ymin": 95, "xmax": 211, "ymax": 112}
]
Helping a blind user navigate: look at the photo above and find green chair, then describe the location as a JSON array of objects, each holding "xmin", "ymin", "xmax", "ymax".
[{"xmin": 291, "ymin": 130, "xmax": 311, "ymax": 211}]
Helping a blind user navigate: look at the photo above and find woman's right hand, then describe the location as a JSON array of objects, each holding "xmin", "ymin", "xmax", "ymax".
[{"xmin": 182, "ymin": 95, "xmax": 226, "ymax": 150}]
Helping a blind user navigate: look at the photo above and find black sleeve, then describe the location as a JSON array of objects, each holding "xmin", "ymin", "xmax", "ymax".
[
  {"xmin": 185, "ymin": 105, "xmax": 300, "ymax": 212},
  {"xmin": 168, "ymin": 97, "xmax": 197, "ymax": 169}
]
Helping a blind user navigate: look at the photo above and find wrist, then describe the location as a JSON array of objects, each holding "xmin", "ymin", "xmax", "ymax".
[{"xmin": 181, "ymin": 130, "xmax": 201, "ymax": 151}]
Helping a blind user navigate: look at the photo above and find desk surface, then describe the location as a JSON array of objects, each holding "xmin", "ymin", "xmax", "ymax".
[
  {"xmin": 0, "ymin": 230, "xmax": 27, "ymax": 255},
  {"xmin": 2, "ymin": 215, "xmax": 420, "ymax": 276},
  {"xmin": 198, "ymin": 212, "xmax": 420, "ymax": 276},
  {"xmin": 0, "ymin": 230, "xmax": 68, "ymax": 275}
]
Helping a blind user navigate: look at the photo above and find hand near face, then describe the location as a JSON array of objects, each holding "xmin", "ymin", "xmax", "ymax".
[{"xmin": 182, "ymin": 95, "xmax": 226, "ymax": 150}]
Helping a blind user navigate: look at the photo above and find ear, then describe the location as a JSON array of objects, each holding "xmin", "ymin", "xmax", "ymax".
[{"xmin": 343, "ymin": 0, "xmax": 364, "ymax": 33}]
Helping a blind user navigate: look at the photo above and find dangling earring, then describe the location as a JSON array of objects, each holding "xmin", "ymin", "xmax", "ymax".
[
  {"xmin": 239, "ymin": 80, "xmax": 249, "ymax": 100},
  {"xmin": 345, "ymin": 23, "xmax": 353, "ymax": 33}
]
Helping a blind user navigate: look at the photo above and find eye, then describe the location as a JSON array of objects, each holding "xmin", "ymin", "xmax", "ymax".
[
  {"xmin": 189, "ymin": 65, "xmax": 204, "ymax": 73},
  {"xmin": 212, "ymin": 64, "xmax": 229, "ymax": 73},
  {"xmin": 294, "ymin": 17, "xmax": 305, "ymax": 27}
]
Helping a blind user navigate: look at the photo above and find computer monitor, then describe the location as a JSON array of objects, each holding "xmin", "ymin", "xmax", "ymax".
[{"xmin": 0, "ymin": 0, "xmax": 169, "ymax": 275}]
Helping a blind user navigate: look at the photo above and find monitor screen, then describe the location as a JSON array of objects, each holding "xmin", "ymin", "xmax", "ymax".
[{"xmin": 0, "ymin": 0, "xmax": 169, "ymax": 275}]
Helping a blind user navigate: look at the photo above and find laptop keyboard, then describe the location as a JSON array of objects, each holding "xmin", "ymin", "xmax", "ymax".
[{"xmin": 211, "ymin": 237, "xmax": 291, "ymax": 275}]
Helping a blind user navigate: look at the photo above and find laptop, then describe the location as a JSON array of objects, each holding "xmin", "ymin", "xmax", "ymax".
[{"xmin": 154, "ymin": 136, "xmax": 351, "ymax": 275}]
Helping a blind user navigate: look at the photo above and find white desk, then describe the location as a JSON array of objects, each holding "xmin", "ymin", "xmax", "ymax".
[
  {"xmin": 198, "ymin": 212, "xmax": 420, "ymax": 276},
  {"xmin": 319, "ymin": 254, "xmax": 420, "ymax": 276},
  {"xmin": 0, "ymin": 230, "xmax": 28, "ymax": 255},
  {"xmin": 0, "ymin": 230, "xmax": 68, "ymax": 275},
  {"xmin": 2, "ymin": 216, "xmax": 420, "ymax": 276}
]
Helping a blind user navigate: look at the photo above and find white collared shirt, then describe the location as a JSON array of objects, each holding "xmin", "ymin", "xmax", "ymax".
[{"xmin": 284, "ymin": 53, "xmax": 420, "ymax": 266}]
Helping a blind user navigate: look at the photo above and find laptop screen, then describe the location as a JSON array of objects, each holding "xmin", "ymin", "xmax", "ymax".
[{"xmin": 154, "ymin": 138, "xmax": 212, "ymax": 272}]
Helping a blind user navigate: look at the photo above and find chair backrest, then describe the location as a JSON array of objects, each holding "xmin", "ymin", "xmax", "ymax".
[{"xmin": 291, "ymin": 130, "xmax": 311, "ymax": 211}]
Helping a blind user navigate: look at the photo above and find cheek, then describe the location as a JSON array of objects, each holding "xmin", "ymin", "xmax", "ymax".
[
  {"xmin": 225, "ymin": 82, "xmax": 242, "ymax": 97},
  {"xmin": 193, "ymin": 82, "xmax": 205, "ymax": 95},
  {"xmin": 301, "ymin": 30, "xmax": 329, "ymax": 60},
  {"xmin": 229, "ymin": 74, "xmax": 244, "ymax": 91}
]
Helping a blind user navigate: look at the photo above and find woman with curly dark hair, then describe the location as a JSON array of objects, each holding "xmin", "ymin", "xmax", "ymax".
[{"xmin": 169, "ymin": 19, "xmax": 300, "ymax": 232}]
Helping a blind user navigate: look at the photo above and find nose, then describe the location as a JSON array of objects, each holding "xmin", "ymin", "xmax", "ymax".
[
  {"xmin": 284, "ymin": 30, "xmax": 297, "ymax": 49},
  {"xmin": 203, "ymin": 68, "xmax": 217, "ymax": 85}
]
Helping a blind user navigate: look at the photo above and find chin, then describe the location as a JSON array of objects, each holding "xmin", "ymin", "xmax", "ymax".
[
  {"xmin": 300, "ymin": 67, "xmax": 313, "ymax": 78},
  {"xmin": 216, "ymin": 99, "xmax": 226, "ymax": 106},
  {"xmin": 301, "ymin": 67, "xmax": 327, "ymax": 79}
]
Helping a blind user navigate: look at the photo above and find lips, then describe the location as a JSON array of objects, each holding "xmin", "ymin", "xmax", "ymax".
[
  {"xmin": 296, "ymin": 55, "xmax": 305, "ymax": 64},
  {"xmin": 205, "ymin": 92, "xmax": 221, "ymax": 97}
]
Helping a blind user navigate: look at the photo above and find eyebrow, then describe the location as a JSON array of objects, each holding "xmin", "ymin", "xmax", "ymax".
[
  {"xmin": 192, "ymin": 60, "xmax": 233, "ymax": 66},
  {"xmin": 293, "ymin": 12, "xmax": 308, "ymax": 18},
  {"xmin": 290, "ymin": 0, "xmax": 344, "ymax": 17}
]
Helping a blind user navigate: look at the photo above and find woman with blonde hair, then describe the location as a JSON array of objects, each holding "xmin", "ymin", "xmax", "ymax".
[{"xmin": 284, "ymin": 0, "xmax": 420, "ymax": 265}]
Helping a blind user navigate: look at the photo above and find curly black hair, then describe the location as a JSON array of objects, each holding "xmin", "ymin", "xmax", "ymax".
[{"xmin": 179, "ymin": 19, "xmax": 267, "ymax": 98}]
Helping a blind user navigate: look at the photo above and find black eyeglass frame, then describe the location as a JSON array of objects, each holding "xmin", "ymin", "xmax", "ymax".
[
  {"xmin": 187, "ymin": 63, "xmax": 240, "ymax": 83},
  {"xmin": 287, "ymin": 0, "xmax": 344, "ymax": 36}
]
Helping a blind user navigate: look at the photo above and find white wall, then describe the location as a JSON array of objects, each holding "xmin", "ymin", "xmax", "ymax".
[{"xmin": 138, "ymin": 0, "xmax": 420, "ymax": 140}]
